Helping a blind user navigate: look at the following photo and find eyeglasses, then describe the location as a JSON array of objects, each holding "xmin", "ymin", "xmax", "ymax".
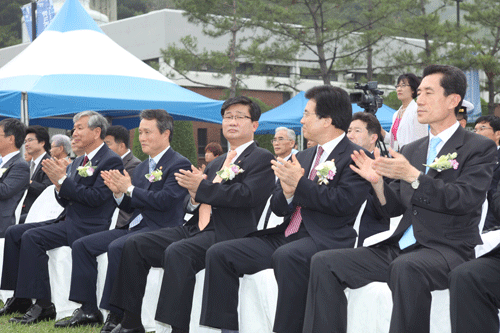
[
  {"xmin": 302, "ymin": 111, "xmax": 317, "ymax": 118},
  {"xmin": 395, "ymin": 84, "xmax": 409, "ymax": 89},
  {"xmin": 24, "ymin": 138, "xmax": 37, "ymax": 144},
  {"xmin": 222, "ymin": 115, "xmax": 252, "ymax": 122},
  {"xmin": 271, "ymin": 138, "xmax": 292, "ymax": 144},
  {"xmin": 473, "ymin": 126, "xmax": 493, "ymax": 133}
]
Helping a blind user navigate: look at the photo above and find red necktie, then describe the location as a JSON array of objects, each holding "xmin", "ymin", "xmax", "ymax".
[
  {"xmin": 82, "ymin": 155, "xmax": 89, "ymax": 166},
  {"xmin": 284, "ymin": 146, "xmax": 324, "ymax": 237}
]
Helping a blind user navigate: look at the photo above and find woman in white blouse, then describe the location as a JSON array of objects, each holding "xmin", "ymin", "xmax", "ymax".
[{"xmin": 382, "ymin": 73, "xmax": 428, "ymax": 151}]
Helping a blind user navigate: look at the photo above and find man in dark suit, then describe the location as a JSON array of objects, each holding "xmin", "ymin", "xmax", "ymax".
[
  {"xmin": 200, "ymin": 86, "xmax": 371, "ymax": 333},
  {"xmin": 347, "ymin": 112, "xmax": 390, "ymax": 246},
  {"xmin": 104, "ymin": 125, "xmax": 141, "ymax": 228},
  {"xmin": 53, "ymin": 111, "xmax": 191, "ymax": 331},
  {"xmin": 0, "ymin": 111, "xmax": 123, "ymax": 324},
  {"xmin": 473, "ymin": 115, "xmax": 500, "ymax": 231},
  {"xmin": 0, "ymin": 118, "xmax": 30, "ymax": 236},
  {"xmin": 19, "ymin": 125, "xmax": 52, "ymax": 224},
  {"xmin": 50, "ymin": 134, "xmax": 72, "ymax": 161},
  {"xmin": 449, "ymin": 237, "xmax": 500, "ymax": 332},
  {"xmin": 449, "ymin": 175, "xmax": 500, "ymax": 333},
  {"xmin": 108, "ymin": 96, "xmax": 275, "ymax": 333},
  {"xmin": 302, "ymin": 65, "xmax": 498, "ymax": 333}
]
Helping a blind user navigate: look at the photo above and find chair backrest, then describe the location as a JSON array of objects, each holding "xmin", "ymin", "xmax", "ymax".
[
  {"xmin": 14, "ymin": 190, "xmax": 28, "ymax": 224},
  {"xmin": 257, "ymin": 196, "xmax": 284, "ymax": 231},
  {"xmin": 478, "ymin": 196, "xmax": 488, "ymax": 233},
  {"xmin": 108, "ymin": 208, "xmax": 120, "ymax": 230},
  {"xmin": 25, "ymin": 185, "xmax": 65, "ymax": 223},
  {"xmin": 353, "ymin": 200, "xmax": 367, "ymax": 248}
]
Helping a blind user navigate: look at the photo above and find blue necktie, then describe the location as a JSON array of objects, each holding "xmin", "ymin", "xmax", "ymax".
[
  {"xmin": 399, "ymin": 137, "xmax": 442, "ymax": 250},
  {"xmin": 149, "ymin": 158, "xmax": 156, "ymax": 174},
  {"xmin": 130, "ymin": 158, "xmax": 156, "ymax": 229}
]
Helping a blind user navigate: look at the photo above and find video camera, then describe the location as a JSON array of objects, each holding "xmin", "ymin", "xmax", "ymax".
[{"xmin": 349, "ymin": 81, "xmax": 384, "ymax": 114}]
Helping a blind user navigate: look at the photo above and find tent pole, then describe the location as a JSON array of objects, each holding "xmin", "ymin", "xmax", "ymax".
[
  {"xmin": 21, "ymin": 92, "xmax": 29, "ymax": 126},
  {"xmin": 300, "ymin": 127, "xmax": 304, "ymax": 151}
]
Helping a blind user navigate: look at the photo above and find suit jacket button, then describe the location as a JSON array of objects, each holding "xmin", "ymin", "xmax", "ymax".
[{"xmin": 413, "ymin": 210, "xmax": 417, "ymax": 215}]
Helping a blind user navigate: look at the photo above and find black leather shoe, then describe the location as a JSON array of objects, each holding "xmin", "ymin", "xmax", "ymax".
[
  {"xmin": 0, "ymin": 297, "xmax": 32, "ymax": 316},
  {"xmin": 54, "ymin": 307, "xmax": 103, "ymax": 328},
  {"xmin": 9, "ymin": 303, "xmax": 56, "ymax": 324},
  {"xmin": 110, "ymin": 323, "xmax": 146, "ymax": 333},
  {"xmin": 101, "ymin": 312, "xmax": 123, "ymax": 333}
]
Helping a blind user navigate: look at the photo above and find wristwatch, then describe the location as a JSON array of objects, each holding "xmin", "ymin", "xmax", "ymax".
[
  {"xmin": 411, "ymin": 172, "xmax": 422, "ymax": 190},
  {"xmin": 126, "ymin": 185, "xmax": 134, "ymax": 197},
  {"xmin": 57, "ymin": 175, "xmax": 67, "ymax": 186}
]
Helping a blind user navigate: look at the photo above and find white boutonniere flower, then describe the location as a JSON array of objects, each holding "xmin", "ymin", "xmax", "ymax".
[
  {"xmin": 424, "ymin": 152, "xmax": 459, "ymax": 172},
  {"xmin": 145, "ymin": 167, "xmax": 163, "ymax": 182},
  {"xmin": 216, "ymin": 164, "xmax": 244, "ymax": 181},
  {"xmin": 77, "ymin": 162, "xmax": 95, "ymax": 177},
  {"xmin": 316, "ymin": 159, "xmax": 336, "ymax": 185},
  {"xmin": 0, "ymin": 168, "xmax": 8, "ymax": 178}
]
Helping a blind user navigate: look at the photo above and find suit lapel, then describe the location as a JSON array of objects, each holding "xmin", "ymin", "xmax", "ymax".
[
  {"xmin": 425, "ymin": 126, "xmax": 465, "ymax": 178},
  {"xmin": 0, "ymin": 155, "xmax": 16, "ymax": 180},
  {"xmin": 144, "ymin": 148, "xmax": 175, "ymax": 190},
  {"xmin": 219, "ymin": 142, "xmax": 257, "ymax": 184}
]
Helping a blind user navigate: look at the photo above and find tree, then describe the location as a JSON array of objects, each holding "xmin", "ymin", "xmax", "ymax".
[
  {"xmin": 0, "ymin": 0, "xmax": 25, "ymax": 48},
  {"xmin": 461, "ymin": 0, "xmax": 500, "ymax": 114},
  {"xmin": 380, "ymin": 0, "xmax": 473, "ymax": 74},
  {"xmin": 170, "ymin": 121, "xmax": 198, "ymax": 167},
  {"xmin": 162, "ymin": 0, "xmax": 298, "ymax": 97}
]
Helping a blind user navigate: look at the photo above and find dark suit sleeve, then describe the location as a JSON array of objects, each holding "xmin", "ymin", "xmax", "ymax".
[
  {"xmin": 0, "ymin": 162, "xmax": 30, "ymax": 200},
  {"xmin": 27, "ymin": 170, "xmax": 52, "ymax": 199},
  {"xmin": 58, "ymin": 155, "xmax": 123, "ymax": 207},
  {"xmin": 491, "ymin": 180, "xmax": 500, "ymax": 221},
  {"xmin": 195, "ymin": 150, "xmax": 275, "ymax": 208},
  {"xmin": 381, "ymin": 139, "xmax": 497, "ymax": 217},
  {"xmin": 121, "ymin": 157, "xmax": 191, "ymax": 212},
  {"xmin": 272, "ymin": 154, "xmax": 371, "ymax": 218}
]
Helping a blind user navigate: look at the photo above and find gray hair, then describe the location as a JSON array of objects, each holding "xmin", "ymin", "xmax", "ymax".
[
  {"xmin": 73, "ymin": 111, "xmax": 109, "ymax": 139},
  {"xmin": 275, "ymin": 127, "xmax": 296, "ymax": 142},
  {"xmin": 50, "ymin": 134, "xmax": 72, "ymax": 154}
]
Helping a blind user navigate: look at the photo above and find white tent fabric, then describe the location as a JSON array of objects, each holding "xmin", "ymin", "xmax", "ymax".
[{"xmin": 0, "ymin": 0, "xmax": 223, "ymax": 129}]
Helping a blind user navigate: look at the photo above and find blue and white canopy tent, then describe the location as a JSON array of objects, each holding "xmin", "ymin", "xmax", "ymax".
[
  {"xmin": 0, "ymin": 0, "xmax": 224, "ymax": 129},
  {"xmin": 256, "ymin": 91, "xmax": 397, "ymax": 135}
]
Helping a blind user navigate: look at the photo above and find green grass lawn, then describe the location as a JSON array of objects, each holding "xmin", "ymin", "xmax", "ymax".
[
  {"xmin": 0, "ymin": 301, "xmax": 150, "ymax": 333},
  {"xmin": 0, "ymin": 301, "xmax": 156, "ymax": 333}
]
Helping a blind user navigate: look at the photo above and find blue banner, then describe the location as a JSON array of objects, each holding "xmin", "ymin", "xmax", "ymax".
[
  {"xmin": 464, "ymin": 69, "xmax": 482, "ymax": 122},
  {"xmin": 22, "ymin": 0, "xmax": 55, "ymax": 41}
]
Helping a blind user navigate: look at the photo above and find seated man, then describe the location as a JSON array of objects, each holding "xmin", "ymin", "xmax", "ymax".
[
  {"xmin": 302, "ymin": 65, "xmax": 497, "ymax": 333},
  {"xmin": 473, "ymin": 115, "xmax": 500, "ymax": 231},
  {"xmin": 0, "ymin": 111, "xmax": 123, "ymax": 324},
  {"xmin": 272, "ymin": 126, "xmax": 296, "ymax": 161},
  {"xmin": 449, "ymin": 178, "xmax": 500, "ymax": 333},
  {"xmin": 50, "ymin": 134, "xmax": 72, "ymax": 161},
  {"xmin": 108, "ymin": 96, "xmax": 275, "ymax": 333},
  {"xmin": 104, "ymin": 125, "xmax": 141, "ymax": 228},
  {"xmin": 54, "ymin": 110, "xmax": 191, "ymax": 331},
  {"xmin": 200, "ymin": 86, "xmax": 371, "ymax": 333},
  {"xmin": 0, "ymin": 118, "xmax": 30, "ymax": 236},
  {"xmin": 347, "ymin": 112, "xmax": 390, "ymax": 246},
  {"xmin": 19, "ymin": 125, "xmax": 52, "ymax": 224}
]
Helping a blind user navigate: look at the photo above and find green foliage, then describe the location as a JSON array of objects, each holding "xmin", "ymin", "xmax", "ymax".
[
  {"xmin": 163, "ymin": 0, "xmax": 299, "ymax": 96},
  {"xmin": 252, "ymin": 97, "xmax": 275, "ymax": 154},
  {"xmin": 132, "ymin": 128, "xmax": 148, "ymax": 161},
  {"xmin": 117, "ymin": 0, "xmax": 148, "ymax": 19},
  {"xmin": 383, "ymin": 91, "xmax": 401, "ymax": 111},
  {"xmin": 481, "ymin": 98, "xmax": 489, "ymax": 115},
  {"xmin": 170, "ymin": 121, "xmax": 197, "ymax": 167},
  {"xmin": 0, "ymin": 0, "xmax": 24, "ymax": 48},
  {"xmin": 461, "ymin": 0, "xmax": 500, "ymax": 115}
]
